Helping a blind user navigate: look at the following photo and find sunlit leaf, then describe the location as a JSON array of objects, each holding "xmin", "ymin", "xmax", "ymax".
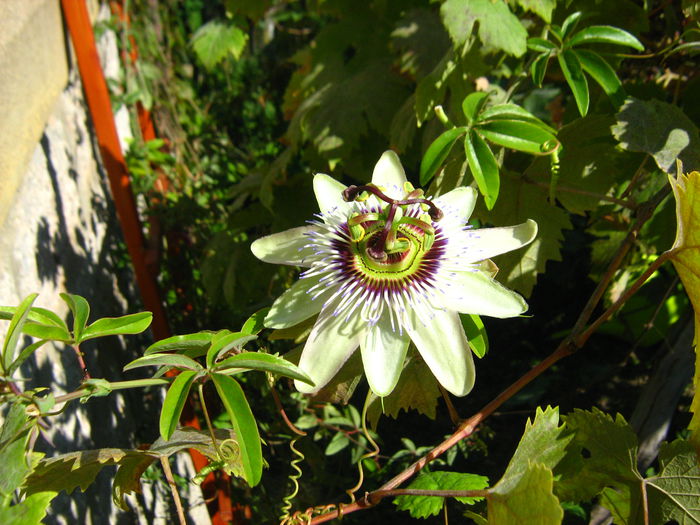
[
  {"xmin": 527, "ymin": 38, "xmax": 556, "ymax": 53},
  {"xmin": 462, "ymin": 92, "xmax": 489, "ymax": 124},
  {"xmin": 514, "ymin": 0, "xmax": 556, "ymax": 23},
  {"xmin": 191, "ymin": 20, "xmax": 248, "ymax": 70},
  {"xmin": 558, "ymin": 50, "xmax": 589, "ymax": 116},
  {"xmin": 477, "ymin": 120, "xmax": 559, "ymax": 155},
  {"xmin": 667, "ymin": 170, "xmax": 700, "ymax": 454},
  {"xmin": 560, "ymin": 11, "xmax": 583, "ymax": 39},
  {"xmin": 488, "ymin": 463, "xmax": 562, "ymax": 524},
  {"xmin": 241, "ymin": 308, "xmax": 270, "ymax": 335},
  {"xmin": 419, "ymin": 126, "xmax": 468, "ymax": 186},
  {"xmin": 1, "ymin": 294, "xmax": 38, "ymax": 373},
  {"xmin": 144, "ymin": 332, "xmax": 215, "ymax": 356},
  {"xmin": 395, "ymin": 470, "xmax": 489, "ymax": 518},
  {"xmin": 60, "ymin": 293, "xmax": 90, "ymax": 343},
  {"xmin": 159, "ymin": 370, "xmax": 197, "ymax": 441},
  {"xmin": 124, "ymin": 353, "xmax": 203, "ymax": 372},
  {"xmin": 0, "ymin": 491, "xmax": 56, "ymax": 523},
  {"xmin": 569, "ymin": 25, "xmax": 644, "ymax": 51},
  {"xmin": 81, "ymin": 312, "xmax": 153, "ymax": 341},
  {"xmin": 460, "ymin": 314, "xmax": 488, "ymax": 358},
  {"xmin": 465, "ymin": 130, "xmax": 500, "ymax": 209},
  {"xmin": 575, "ymin": 49, "xmax": 625, "ymax": 107},
  {"xmin": 478, "ymin": 104, "xmax": 556, "ymax": 134},
  {"xmin": 206, "ymin": 332, "xmax": 257, "ymax": 368},
  {"xmin": 214, "ymin": 351, "xmax": 314, "ymax": 385},
  {"xmin": 210, "ymin": 374, "xmax": 263, "ymax": 486}
]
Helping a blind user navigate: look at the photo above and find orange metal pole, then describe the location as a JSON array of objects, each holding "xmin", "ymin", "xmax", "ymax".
[
  {"xmin": 61, "ymin": 2, "xmax": 234, "ymax": 523},
  {"xmin": 60, "ymin": 0, "xmax": 170, "ymax": 341}
]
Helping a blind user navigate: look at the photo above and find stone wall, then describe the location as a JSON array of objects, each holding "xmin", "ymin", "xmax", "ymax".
[{"xmin": 0, "ymin": 2, "xmax": 209, "ymax": 523}]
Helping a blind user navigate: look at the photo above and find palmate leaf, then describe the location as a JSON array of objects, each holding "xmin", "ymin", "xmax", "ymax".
[
  {"xmin": 667, "ymin": 170, "xmax": 700, "ymax": 454},
  {"xmin": 394, "ymin": 470, "xmax": 489, "ymax": 518}
]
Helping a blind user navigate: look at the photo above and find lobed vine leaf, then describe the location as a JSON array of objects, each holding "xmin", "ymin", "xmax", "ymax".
[
  {"xmin": 394, "ymin": 470, "xmax": 489, "ymax": 518},
  {"xmin": 191, "ymin": 20, "xmax": 247, "ymax": 70}
]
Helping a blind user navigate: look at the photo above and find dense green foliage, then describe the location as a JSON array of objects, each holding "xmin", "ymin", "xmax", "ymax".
[{"xmin": 2, "ymin": 0, "xmax": 700, "ymax": 523}]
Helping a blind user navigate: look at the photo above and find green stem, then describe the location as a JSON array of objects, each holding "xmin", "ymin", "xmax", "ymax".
[
  {"xmin": 53, "ymin": 378, "xmax": 170, "ymax": 405},
  {"xmin": 198, "ymin": 382, "xmax": 223, "ymax": 460}
]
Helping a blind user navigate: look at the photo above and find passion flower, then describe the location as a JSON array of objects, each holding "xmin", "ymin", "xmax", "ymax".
[{"xmin": 252, "ymin": 151, "xmax": 537, "ymax": 397}]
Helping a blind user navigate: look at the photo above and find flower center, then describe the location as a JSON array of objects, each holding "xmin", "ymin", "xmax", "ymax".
[{"xmin": 342, "ymin": 182, "xmax": 443, "ymax": 265}]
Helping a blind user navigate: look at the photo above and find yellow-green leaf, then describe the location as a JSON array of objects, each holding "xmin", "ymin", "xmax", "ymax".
[{"xmin": 667, "ymin": 170, "xmax": 700, "ymax": 454}]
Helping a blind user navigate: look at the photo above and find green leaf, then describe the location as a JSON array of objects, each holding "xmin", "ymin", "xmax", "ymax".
[
  {"xmin": 460, "ymin": 314, "xmax": 489, "ymax": 358},
  {"xmin": 646, "ymin": 439, "xmax": 700, "ymax": 524},
  {"xmin": 241, "ymin": 308, "xmax": 269, "ymax": 335},
  {"xmin": 7, "ymin": 338, "xmax": 48, "ymax": 377},
  {"xmin": 496, "ymin": 407, "xmax": 572, "ymax": 494},
  {"xmin": 206, "ymin": 332, "xmax": 257, "ymax": 369},
  {"xmin": 556, "ymin": 408, "xmax": 641, "ymax": 516},
  {"xmin": 462, "ymin": 92, "xmax": 489, "ymax": 124},
  {"xmin": 569, "ymin": 25, "xmax": 644, "ymax": 51},
  {"xmin": 394, "ymin": 470, "xmax": 489, "ymax": 518},
  {"xmin": 60, "ymin": 293, "xmax": 90, "ymax": 343},
  {"xmin": 124, "ymin": 353, "xmax": 203, "ymax": 372},
  {"xmin": 419, "ymin": 126, "xmax": 468, "ymax": 186},
  {"xmin": 214, "ymin": 351, "xmax": 314, "ymax": 385},
  {"xmin": 465, "ymin": 130, "xmax": 500, "ymax": 209},
  {"xmin": 145, "ymin": 332, "xmax": 215, "ymax": 356},
  {"xmin": 513, "ymin": 0, "xmax": 556, "ymax": 23},
  {"xmin": 324, "ymin": 432, "xmax": 350, "ymax": 456},
  {"xmin": 0, "ymin": 404, "xmax": 32, "ymax": 498},
  {"xmin": 415, "ymin": 52, "xmax": 458, "ymax": 124},
  {"xmin": 159, "ymin": 371, "xmax": 197, "ymax": 441},
  {"xmin": 488, "ymin": 463, "xmax": 563, "ymax": 524},
  {"xmin": 530, "ymin": 52, "xmax": 552, "ymax": 87},
  {"xmin": 191, "ymin": 20, "xmax": 248, "ymax": 70},
  {"xmin": 478, "ymin": 104, "xmax": 556, "ymax": 134},
  {"xmin": 440, "ymin": 0, "xmax": 527, "ymax": 57},
  {"xmin": 25, "ymin": 448, "xmax": 149, "ymax": 496},
  {"xmin": 575, "ymin": 49, "xmax": 625, "ymax": 107},
  {"xmin": 2, "ymin": 294, "xmax": 38, "ymax": 373},
  {"xmin": 611, "ymin": 97, "xmax": 700, "ymax": 172},
  {"xmin": 558, "ymin": 49, "xmax": 589, "ymax": 116},
  {"xmin": 0, "ymin": 306, "xmax": 65, "ymax": 329},
  {"xmin": 667, "ymin": 171, "xmax": 700, "ymax": 452},
  {"xmin": 210, "ymin": 374, "xmax": 262, "ymax": 486},
  {"xmin": 477, "ymin": 120, "xmax": 560, "ymax": 155},
  {"xmin": 0, "ymin": 491, "xmax": 56, "ymax": 523},
  {"xmin": 560, "ymin": 11, "xmax": 583, "ymax": 39},
  {"xmin": 527, "ymin": 38, "xmax": 556, "ymax": 53},
  {"xmin": 81, "ymin": 312, "xmax": 153, "ymax": 342}
]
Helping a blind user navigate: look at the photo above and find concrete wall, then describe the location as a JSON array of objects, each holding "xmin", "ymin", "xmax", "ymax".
[{"xmin": 0, "ymin": 2, "xmax": 209, "ymax": 523}]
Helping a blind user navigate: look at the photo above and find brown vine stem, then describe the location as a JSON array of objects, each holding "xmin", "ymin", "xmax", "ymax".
[
  {"xmin": 160, "ymin": 455, "xmax": 187, "ymax": 525},
  {"xmin": 308, "ymin": 185, "xmax": 672, "ymax": 524}
]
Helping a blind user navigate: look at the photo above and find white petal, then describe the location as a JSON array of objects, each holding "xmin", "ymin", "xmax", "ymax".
[
  {"xmin": 265, "ymin": 277, "xmax": 326, "ymax": 329},
  {"xmin": 442, "ymin": 270, "xmax": 527, "ymax": 318},
  {"xmin": 434, "ymin": 187, "xmax": 477, "ymax": 224},
  {"xmin": 371, "ymin": 150, "xmax": 407, "ymax": 199},
  {"xmin": 360, "ymin": 312, "xmax": 410, "ymax": 396},
  {"xmin": 404, "ymin": 307, "xmax": 475, "ymax": 397},
  {"xmin": 313, "ymin": 174, "xmax": 349, "ymax": 215},
  {"xmin": 251, "ymin": 226, "xmax": 317, "ymax": 266},
  {"xmin": 294, "ymin": 306, "xmax": 364, "ymax": 393},
  {"xmin": 460, "ymin": 219, "xmax": 538, "ymax": 264}
]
